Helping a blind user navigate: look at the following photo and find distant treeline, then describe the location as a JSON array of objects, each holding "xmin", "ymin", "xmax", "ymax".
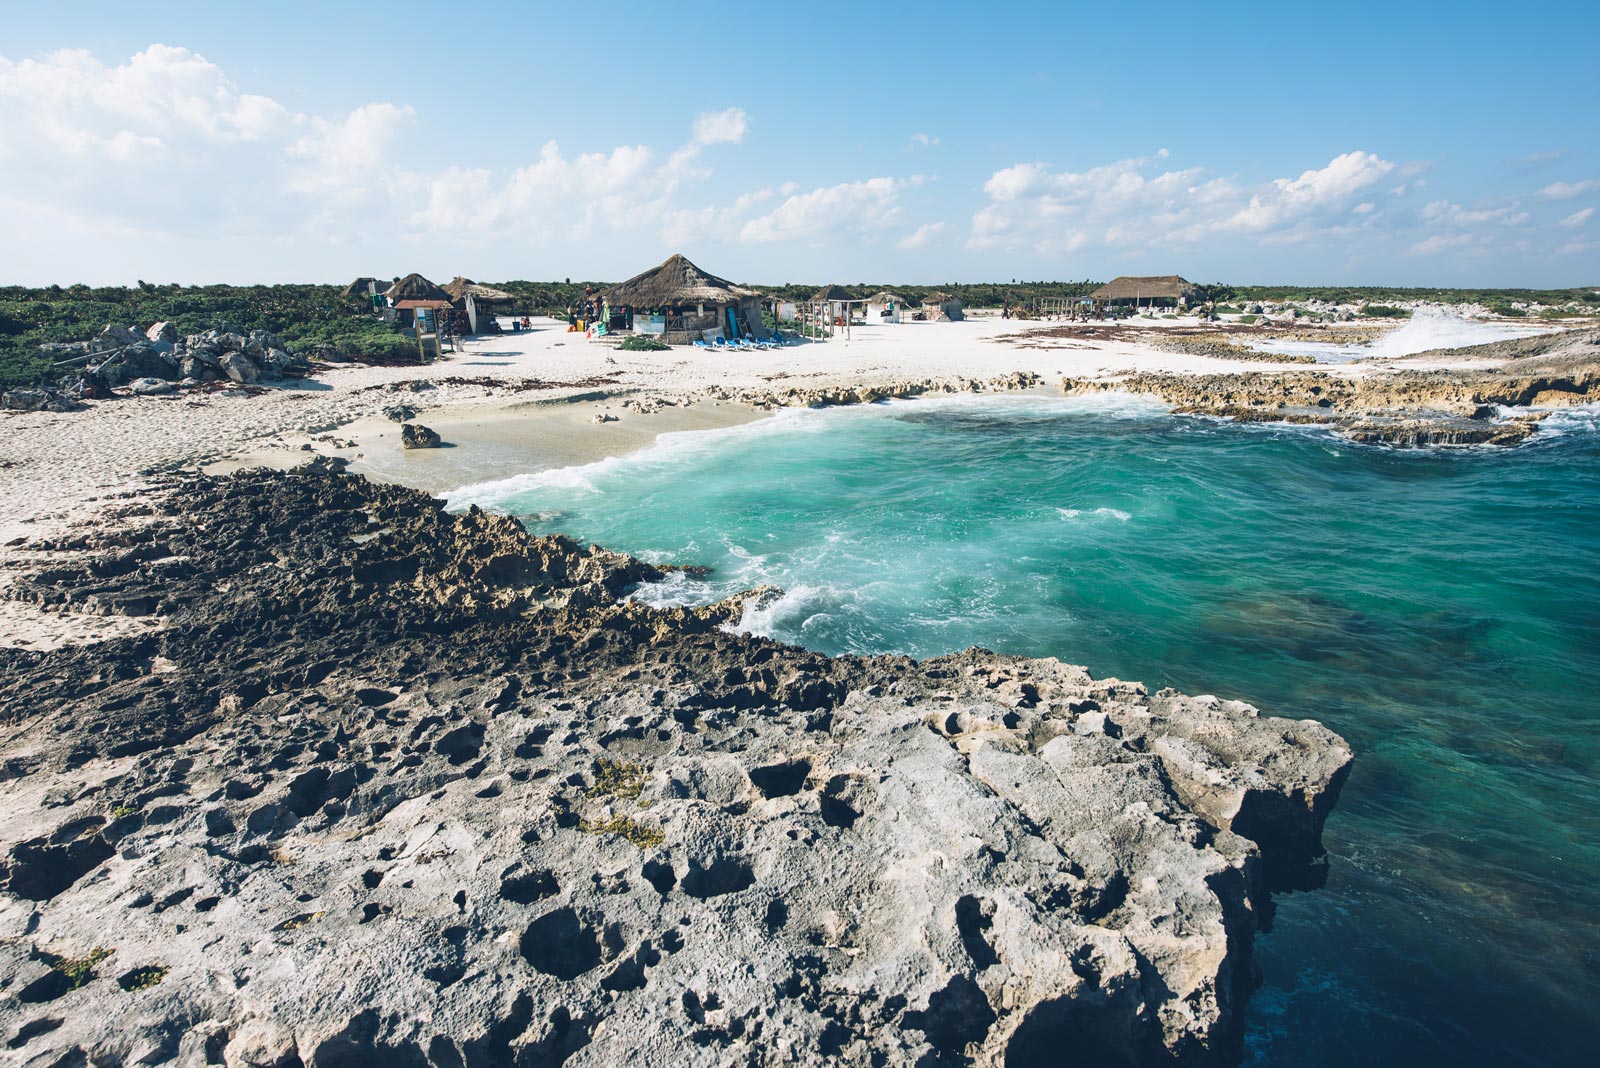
[{"xmin": 4, "ymin": 279, "xmax": 1596, "ymax": 391}]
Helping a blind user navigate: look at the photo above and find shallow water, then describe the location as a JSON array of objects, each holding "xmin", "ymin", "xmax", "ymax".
[
  {"xmin": 1248, "ymin": 309, "xmax": 1553, "ymax": 364},
  {"xmin": 450, "ymin": 396, "xmax": 1600, "ymax": 1066}
]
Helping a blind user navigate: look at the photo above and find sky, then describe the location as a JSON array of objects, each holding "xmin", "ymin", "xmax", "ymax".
[{"xmin": 1, "ymin": 0, "xmax": 1596, "ymax": 288}]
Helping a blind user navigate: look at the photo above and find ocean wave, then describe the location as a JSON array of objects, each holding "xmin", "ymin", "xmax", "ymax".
[{"xmin": 1056, "ymin": 506, "xmax": 1132, "ymax": 522}]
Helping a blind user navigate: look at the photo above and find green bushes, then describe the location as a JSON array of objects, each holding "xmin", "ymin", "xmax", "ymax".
[
  {"xmin": 617, "ymin": 334, "xmax": 670, "ymax": 351},
  {"xmin": 1361, "ymin": 305, "xmax": 1411, "ymax": 318},
  {"xmin": 0, "ymin": 283, "xmax": 415, "ymax": 388},
  {"xmin": 1487, "ymin": 304, "xmax": 1527, "ymax": 318}
]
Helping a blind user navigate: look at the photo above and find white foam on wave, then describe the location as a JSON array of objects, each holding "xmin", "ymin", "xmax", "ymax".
[
  {"xmin": 1057, "ymin": 507, "xmax": 1132, "ymax": 522},
  {"xmin": 445, "ymin": 391, "xmax": 1171, "ymax": 513},
  {"xmin": 1249, "ymin": 309, "xmax": 1553, "ymax": 364},
  {"xmin": 1532, "ymin": 401, "xmax": 1600, "ymax": 438}
]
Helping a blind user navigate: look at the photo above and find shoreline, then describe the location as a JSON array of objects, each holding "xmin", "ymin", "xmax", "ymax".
[{"xmin": 3, "ymin": 315, "xmax": 1595, "ymax": 649}]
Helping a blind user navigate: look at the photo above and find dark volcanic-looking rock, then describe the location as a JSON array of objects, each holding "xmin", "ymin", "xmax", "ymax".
[
  {"xmin": 401, "ymin": 422, "xmax": 442, "ymax": 449},
  {"xmin": 0, "ymin": 470, "xmax": 1351, "ymax": 1067}
]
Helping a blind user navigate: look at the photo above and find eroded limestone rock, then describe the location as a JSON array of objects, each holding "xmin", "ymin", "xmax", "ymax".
[{"xmin": 0, "ymin": 470, "xmax": 1351, "ymax": 1066}]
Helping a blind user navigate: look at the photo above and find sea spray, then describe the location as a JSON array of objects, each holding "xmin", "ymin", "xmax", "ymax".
[{"xmin": 1249, "ymin": 308, "xmax": 1552, "ymax": 364}]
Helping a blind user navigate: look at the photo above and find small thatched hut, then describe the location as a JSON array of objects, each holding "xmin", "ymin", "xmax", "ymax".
[
  {"xmin": 343, "ymin": 277, "xmax": 388, "ymax": 302},
  {"xmin": 442, "ymin": 277, "xmax": 515, "ymax": 334},
  {"xmin": 382, "ymin": 274, "xmax": 446, "ymax": 326},
  {"xmin": 865, "ymin": 291, "xmax": 911, "ymax": 324},
  {"xmin": 920, "ymin": 292, "xmax": 964, "ymax": 322},
  {"xmin": 601, "ymin": 254, "xmax": 767, "ymax": 343},
  {"xmin": 1090, "ymin": 275, "xmax": 1197, "ymax": 309}
]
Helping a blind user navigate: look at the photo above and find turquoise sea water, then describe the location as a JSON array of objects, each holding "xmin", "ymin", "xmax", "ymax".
[{"xmin": 450, "ymin": 395, "xmax": 1600, "ymax": 1066}]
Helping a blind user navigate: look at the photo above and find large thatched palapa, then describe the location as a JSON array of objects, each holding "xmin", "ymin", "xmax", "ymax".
[
  {"xmin": 1091, "ymin": 275, "xmax": 1197, "ymax": 307},
  {"xmin": 602, "ymin": 254, "xmax": 767, "ymax": 343}
]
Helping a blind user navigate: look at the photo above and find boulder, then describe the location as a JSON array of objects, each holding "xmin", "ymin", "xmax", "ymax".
[
  {"xmin": 97, "ymin": 324, "xmax": 142, "ymax": 347},
  {"xmin": 400, "ymin": 423, "xmax": 442, "ymax": 449},
  {"xmin": 115, "ymin": 344, "xmax": 181, "ymax": 382},
  {"xmin": 264, "ymin": 348, "xmax": 300, "ymax": 375},
  {"xmin": 383, "ymin": 404, "xmax": 417, "ymax": 422},
  {"xmin": 220, "ymin": 353, "xmax": 261, "ymax": 384},
  {"xmin": 1, "ymin": 387, "xmax": 79, "ymax": 412},
  {"xmin": 146, "ymin": 321, "xmax": 178, "ymax": 344},
  {"xmin": 128, "ymin": 377, "xmax": 176, "ymax": 396}
]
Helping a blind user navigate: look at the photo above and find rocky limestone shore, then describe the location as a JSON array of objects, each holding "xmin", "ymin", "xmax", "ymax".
[
  {"xmin": 0, "ymin": 466, "xmax": 1350, "ymax": 1067},
  {"xmin": 1063, "ymin": 327, "xmax": 1600, "ymax": 447}
]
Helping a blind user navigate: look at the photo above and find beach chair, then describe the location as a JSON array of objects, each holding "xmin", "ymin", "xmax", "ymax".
[
  {"xmin": 692, "ymin": 339, "xmax": 712, "ymax": 350},
  {"xmin": 714, "ymin": 336, "xmax": 736, "ymax": 350}
]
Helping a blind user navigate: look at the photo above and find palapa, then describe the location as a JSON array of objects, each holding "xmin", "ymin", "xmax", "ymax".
[
  {"xmin": 342, "ymin": 277, "xmax": 388, "ymax": 299},
  {"xmin": 811, "ymin": 285, "xmax": 855, "ymax": 303},
  {"xmin": 601, "ymin": 254, "xmax": 761, "ymax": 309},
  {"xmin": 442, "ymin": 277, "xmax": 515, "ymax": 303},
  {"xmin": 384, "ymin": 273, "xmax": 450, "ymax": 302},
  {"xmin": 1090, "ymin": 275, "xmax": 1197, "ymax": 302}
]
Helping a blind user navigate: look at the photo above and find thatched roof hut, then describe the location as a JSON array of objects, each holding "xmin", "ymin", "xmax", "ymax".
[
  {"xmin": 442, "ymin": 277, "xmax": 515, "ymax": 303},
  {"xmin": 602, "ymin": 254, "xmax": 760, "ymax": 310},
  {"xmin": 343, "ymin": 277, "xmax": 388, "ymax": 299},
  {"xmin": 385, "ymin": 273, "xmax": 450, "ymax": 302},
  {"xmin": 811, "ymin": 285, "xmax": 853, "ymax": 303},
  {"xmin": 1090, "ymin": 275, "xmax": 1196, "ymax": 305},
  {"xmin": 601, "ymin": 254, "xmax": 767, "ymax": 343},
  {"xmin": 865, "ymin": 291, "xmax": 912, "ymax": 323},
  {"xmin": 920, "ymin": 292, "xmax": 965, "ymax": 322}
]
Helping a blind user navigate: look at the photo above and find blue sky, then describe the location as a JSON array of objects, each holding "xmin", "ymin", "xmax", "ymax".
[{"xmin": 1, "ymin": 0, "xmax": 1595, "ymax": 286}]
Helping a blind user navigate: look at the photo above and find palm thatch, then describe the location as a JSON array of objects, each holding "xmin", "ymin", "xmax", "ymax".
[
  {"xmin": 865, "ymin": 291, "xmax": 913, "ymax": 306},
  {"xmin": 342, "ymin": 277, "xmax": 387, "ymax": 298},
  {"xmin": 442, "ymin": 277, "xmax": 515, "ymax": 303},
  {"xmin": 601, "ymin": 254, "xmax": 760, "ymax": 309},
  {"xmin": 811, "ymin": 285, "xmax": 854, "ymax": 302},
  {"xmin": 385, "ymin": 273, "xmax": 450, "ymax": 302},
  {"xmin": 1090, "ymin": 275, "xmax": 1196, "ymax": 302}
]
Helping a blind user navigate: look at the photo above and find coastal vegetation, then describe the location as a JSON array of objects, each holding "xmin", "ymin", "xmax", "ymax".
[{"xmin": 0, "ymin": 283, "xmax": 413, "ymax": 389}]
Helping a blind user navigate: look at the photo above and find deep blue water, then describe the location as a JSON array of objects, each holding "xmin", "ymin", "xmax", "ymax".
[{"xmin": 450, "ymin": 396, "xmax": 1600, "ymax": 1066}]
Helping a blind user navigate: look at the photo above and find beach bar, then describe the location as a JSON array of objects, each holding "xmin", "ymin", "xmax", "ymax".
[{"xmin": 601, "ymin": 254, "xmax": 769, "ymax": 344}]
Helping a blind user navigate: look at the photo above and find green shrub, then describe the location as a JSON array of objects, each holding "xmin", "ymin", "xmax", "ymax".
[
  {"xmin": 1487, "ymin": 304, "xmax": 1527, "ymax": 318},
  {"xmin": 1361, "ymin": 305, "xmax": 1411, "ymax": 318},
  {"xmin": 617, "ymin": 334, "xmax": 669, "ymax": 352}
]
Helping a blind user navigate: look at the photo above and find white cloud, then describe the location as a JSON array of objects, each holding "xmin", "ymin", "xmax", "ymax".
[
  {"xmin": 968, "ymin": 149, "xmax": 1394, "ymax": 255},
  {"xmin": 1560, "ymin": 207, "xmax": 1595, "ymax": 229},
  {"xmin": 740, "ymin": 177, "xmax": 914, "ymax": 244},
  {"xmin": 288, "ymin": 102, "xmax": 413, "ymax": 200},
  {"xmin": 1419, "ymin": 199, "xmax": 1528, "ymax": 227},
  {"xmin": 691, "ymin": 107, "xmax": 749, "ymax": 146},
  {"xmin": 897, "ymin": 222, "xmax": 946, "ymax": 250},
  {"xmin": 911, "ymin": 132, "xmax": 939, "ymax": 147},
  {"xmin": 1408, "ymin": 233, "xmax": 1477, "ymax": 256},
  {"xmin": 0, "ymin": 44, "xmax": 291, "ymax": 159},
  {"xmin": 1538, "ymin": 179, "xmax": 1599, "ymax": 200},
  {"xmin": 1557, "ymin": 239, "xmax": 1596, "ymax": 256}
]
